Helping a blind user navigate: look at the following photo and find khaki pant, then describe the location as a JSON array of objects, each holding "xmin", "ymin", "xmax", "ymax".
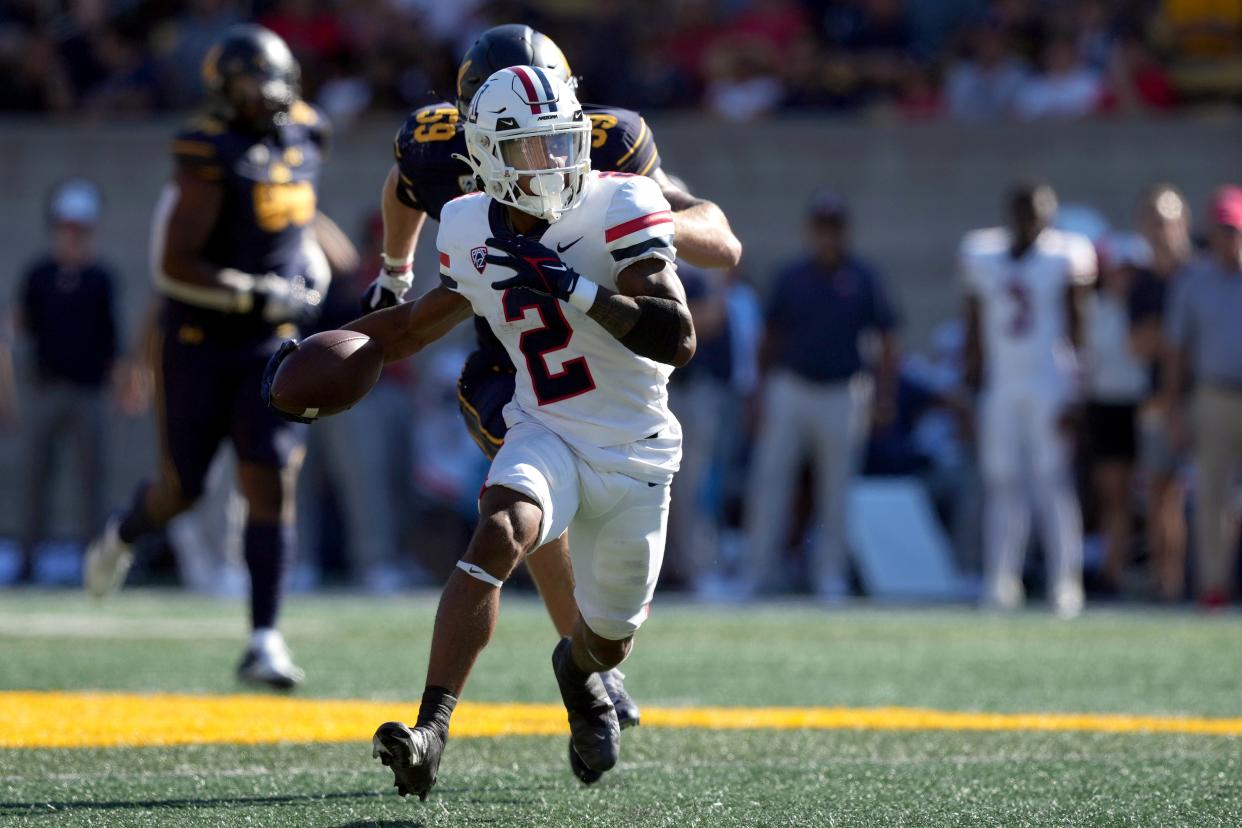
[
  {"xmin": 744, "ymin": 371, "xmax": 871, "ymax": 594},
  {"xmin": 1192, "ymin": 387, "xmax": 1242, "ymax": 595},
  {"xmin": 21, "ymin": 380, "xmax": 106, "ymax": 551}
]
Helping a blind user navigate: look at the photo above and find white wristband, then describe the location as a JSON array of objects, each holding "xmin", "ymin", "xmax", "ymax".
[
  {"xmin": 568, "ymin": 277, "xmax": 598, "ymax": 312},
  {"xmin": 383, "ymin": 252, "xmax": 414, "ymax": 271}
]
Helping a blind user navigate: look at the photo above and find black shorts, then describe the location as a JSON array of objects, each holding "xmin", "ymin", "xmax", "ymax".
[
  {"xmin": 456, "ymin": 348, "xmax": 516, "ymax": 461},
  {"xmin": 155, "ymin": 317, "xmax": 303, "ymax": 500},
  {"xmin": 1085, "ymin": 401, "xmax": 1138, "ymax": 463}
]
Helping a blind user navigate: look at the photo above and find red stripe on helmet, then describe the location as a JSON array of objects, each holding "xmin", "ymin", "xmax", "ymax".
[{"xmin": 511, "ymin": 66, "xmax": 542, "ymax": 115}]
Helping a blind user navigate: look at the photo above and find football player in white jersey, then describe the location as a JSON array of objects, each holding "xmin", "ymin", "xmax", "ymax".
[
  {"xmin": 961, "ymin": 183, "xmax": 1096, "ymax": 617},
  {"xmin": 270, "ymin": 68, "xmax": 694, "ymax": 798}
]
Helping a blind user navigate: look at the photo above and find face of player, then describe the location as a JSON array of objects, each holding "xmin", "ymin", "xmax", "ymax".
[
  {"xmin": 500, "ymin": 134, "xmax": 574, "ymax": 196},
  {"xmin": 1010, "ymin": 190, "xmax": 1055, "ymax": 247},
  {"xmin": 1209, "ymin": 223, "xmax": 1242, "ymax": 271},
  {"xmin": 229, "ymin": 74, "xmax": 293, "ymax": 133}
]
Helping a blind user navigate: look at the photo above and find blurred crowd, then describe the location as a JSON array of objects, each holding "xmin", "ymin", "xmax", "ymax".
[
  {"xmin": 6, "ymin": 169, "xmax": 1242, "ymax": 613},
  {"xmin": 4, "ymin": 0, "xmax": 1242, "ymax": 123}
]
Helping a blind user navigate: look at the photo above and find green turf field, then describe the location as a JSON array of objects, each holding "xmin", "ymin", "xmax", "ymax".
[{"xmin": 2, "ymin": 590, "xmax": 1240, "ymax": 827}]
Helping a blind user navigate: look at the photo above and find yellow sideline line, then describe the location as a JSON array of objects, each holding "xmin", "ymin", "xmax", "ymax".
[{"xmin": 2, "ymin": 692, "xmax": 1241, "ymax": 749}]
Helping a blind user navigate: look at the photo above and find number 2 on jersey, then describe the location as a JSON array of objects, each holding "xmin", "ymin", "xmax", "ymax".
[{"xmin": 502, "ymin": 290, "xmax": 596, "ymax": 405}]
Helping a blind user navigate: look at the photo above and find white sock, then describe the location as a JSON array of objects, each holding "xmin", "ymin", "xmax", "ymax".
[{"xmin": 250, "ymin": 627, "xmax": 281, "ymax": 651}]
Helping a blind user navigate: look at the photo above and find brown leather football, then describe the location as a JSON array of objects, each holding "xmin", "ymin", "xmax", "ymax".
[{"xmin": 269, "ymin": 330, "xmax": 383, "ymax": 419}]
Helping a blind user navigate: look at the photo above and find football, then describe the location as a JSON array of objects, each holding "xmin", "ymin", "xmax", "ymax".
[{"xmin": 269, "ymin": 330, "xmax": 383, "ymax": 420}]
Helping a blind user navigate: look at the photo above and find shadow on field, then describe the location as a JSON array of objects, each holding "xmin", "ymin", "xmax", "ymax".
[{"xmin": 0, "ymin": 790, "xmax": 418, "ymax": 818}]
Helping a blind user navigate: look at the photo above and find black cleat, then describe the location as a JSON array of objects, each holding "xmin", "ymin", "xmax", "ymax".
[
  {"xmin": 552, "ymin": 637, "xmax": 620, "ymax": 775},
  {"xmin": 600, "ymin": 669, "xmax": 640, "ymax": 729},
  {"xmin": 371, "ymin": 721, "xmax": 444, "ymax": 801},
  {"xmin": 568, "ymin": 737, "xmax": 604, "ymax": 785}
]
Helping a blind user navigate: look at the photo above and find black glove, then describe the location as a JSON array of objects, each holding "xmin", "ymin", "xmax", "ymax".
[
  {"xmin": 486, "ymin": 235, "xmax": 581, "ymax": 302},
  {"xmin": 261, "ymin": 339, "xmax": 316, "ymax": 424}
]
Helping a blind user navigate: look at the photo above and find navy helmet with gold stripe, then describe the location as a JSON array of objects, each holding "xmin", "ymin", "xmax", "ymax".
[
  {"xmin": 455, "ymin": 24, "xmax": 574, "ymax": 117},
  {"xmin": 201, "ymin": 24, "xmax": 301, "ymax": 134}
]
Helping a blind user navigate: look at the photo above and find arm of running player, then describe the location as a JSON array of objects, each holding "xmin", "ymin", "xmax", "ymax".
[
  {"xmin": 651, "ymin": 168, "xmax": 742, "ymax": 269},
  {"xmin": 361, "ymin": 165, "xmax": 429, "ymax": 312},
  {"xmin": 583, "ymin": 258, "xmax": 697, "ymax": 368},
  {"xmin": 158, "ymin": 168, "xmax": 291, "ymax": 314},
  {"xmin": 345, "ymin": 285, "xmax": 472, "ymax": 363},
  {"xmin": 484, "ymin": 234, "xmax": 696, "ymax": 367}
]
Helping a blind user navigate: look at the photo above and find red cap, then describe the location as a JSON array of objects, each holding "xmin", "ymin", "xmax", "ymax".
[{"xmin": 1211, "ymin": 186, "xmax": 1242, "ymax": 230}]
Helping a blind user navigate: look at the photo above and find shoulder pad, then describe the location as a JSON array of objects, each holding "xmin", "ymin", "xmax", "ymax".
[
  {"xmin": 584, "ymin": 104, "xmax": 660, "ymax": 177},
  {"xmin": 170, "ymin": 118, "xmax": 232, "ymax": 181},
  {"xmin": 394, "ymin": 103, "xmax": 461, "ymax": 161}
]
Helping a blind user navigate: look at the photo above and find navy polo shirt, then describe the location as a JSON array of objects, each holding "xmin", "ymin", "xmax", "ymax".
[
  {"xmin": 678, "ymin": 264, "xmax": 732, "ymax": 383},
  {"xmin": 20, "ymin": 256, "xmax": 118, "ymax": 387},
  {"xmin": 766, "ymin": 255, "xmax": 897, "ymax": 383}
]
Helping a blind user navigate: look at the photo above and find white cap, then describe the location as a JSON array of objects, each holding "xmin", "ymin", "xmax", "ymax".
[{"xmin": 49, "ymin": 179, "xmax": 102, "ymax": 226}]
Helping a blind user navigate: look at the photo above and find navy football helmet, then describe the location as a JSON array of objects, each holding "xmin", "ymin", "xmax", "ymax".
[
  {"xmin": 455, "ymin": 24, "xmax": 575, "ymax": 116},
  {"xmin": 202, "ymin": 24, "xmax": 301, "ymax": 133}
]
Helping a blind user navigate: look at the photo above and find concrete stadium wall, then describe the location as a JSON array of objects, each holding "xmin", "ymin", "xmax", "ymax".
[{"xmin": 0, "ymin": 115, "xmax": 1238, "ymax": 536}]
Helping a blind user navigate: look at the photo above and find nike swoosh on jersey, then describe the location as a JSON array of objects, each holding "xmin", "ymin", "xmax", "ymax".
[{"xmin": 556, "ymin": 237, "xmax": 584, "ymax": 253}]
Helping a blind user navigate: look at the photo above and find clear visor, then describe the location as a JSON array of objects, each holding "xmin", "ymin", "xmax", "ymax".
[{"xmin": 498, "ymin": 133, "xmax": 577, "ymax": 171}]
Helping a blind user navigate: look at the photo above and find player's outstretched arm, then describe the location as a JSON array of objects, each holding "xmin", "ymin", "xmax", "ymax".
[
  {"xmin": 651, "ymin": 169, "xmax": 742, "ymax": 270},
  {"xmin": 345, "ymin": 285, "xmax": 472, "ymax": 363}
]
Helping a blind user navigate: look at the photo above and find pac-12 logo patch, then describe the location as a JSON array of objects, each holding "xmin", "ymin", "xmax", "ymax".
[{"xmin": 471, "ymin": 246, "xmax": 488, "ymax": 273}]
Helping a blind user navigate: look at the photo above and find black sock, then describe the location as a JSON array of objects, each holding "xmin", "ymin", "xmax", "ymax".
[
  {"xmin": 243, "ymin": 522, "xmax": 290, "ymax": 631},
  {"xmin": 416, "ymin": 686, "xmax": 458, "ymax": 740},
  {"xmin": 117, "ymin": 483, "xmax": 161, "ymax": 544}
]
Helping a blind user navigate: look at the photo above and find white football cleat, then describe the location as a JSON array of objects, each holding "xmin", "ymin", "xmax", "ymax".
[
  {"xmin": 84, "ymin": 516, "xmax": 134, "ymax": 599},
  {"xmin": 981, "ymin": 576, "xmax": 1024, "ymax": 611},
  {"xmin": 237, "ymin": 629, "xmax": 305, "ymax": 690},
  {"xmin": 1051, "ymin": 581, "xmax": 1084, "ymax": 619}
]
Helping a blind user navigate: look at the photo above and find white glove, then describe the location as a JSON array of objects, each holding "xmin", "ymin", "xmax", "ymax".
[{"xmin": 360, "ymin": 262, "xmax": 414, "ymax": 313}]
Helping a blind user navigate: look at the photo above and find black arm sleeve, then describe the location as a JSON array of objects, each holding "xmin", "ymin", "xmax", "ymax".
[{"xmin": 618, "ymin": 296, "xmax": 689, "ymax": 365}]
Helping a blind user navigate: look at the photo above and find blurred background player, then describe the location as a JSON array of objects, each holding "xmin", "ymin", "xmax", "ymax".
[
  {"xmin": 1162, "ymin": 187, "xmax": 1242, "ymax": 608},
  {"xmin": 962, "ymin": 183, "xmax": 1096, "ymax": 617},
  {"xmin": 11, "ymin": 179, "xmax": 119, "ymax": 584},
  {"xmin": 742, "ymin": 191, "xmax": 899, "ymax": 599},
  {"xmin": 358, "ymin": 24, "xmax": 741, "ymax": 728},
  {"xmin": 83, "ymin": 25, "xmax": 342, "ymax": 688}
]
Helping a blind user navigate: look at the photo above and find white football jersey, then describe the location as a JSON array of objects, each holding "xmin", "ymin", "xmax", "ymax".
[
  {"xmin": 437, "ymin": 171, "xmax": 682, "ymax": 482},
  {"xmin": 960, "ymin": 227, "xmax": 1096, "ymax": 391}
]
